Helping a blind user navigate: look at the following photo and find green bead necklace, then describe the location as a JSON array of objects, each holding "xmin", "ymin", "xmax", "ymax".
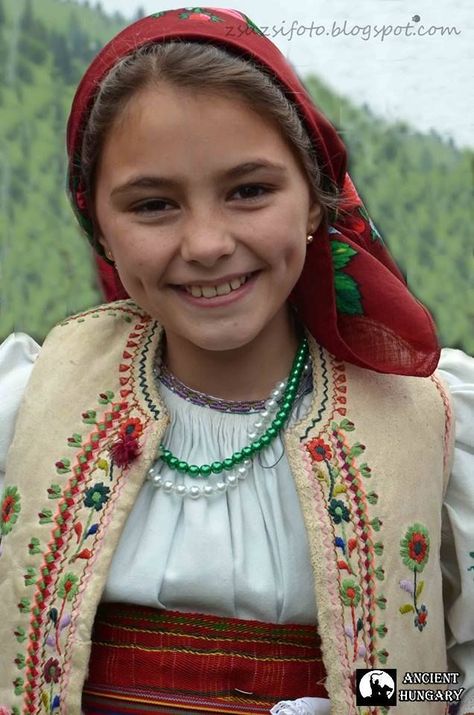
[{"xmin": 154, "ymin": 337, "xmax": 309, "ymax": 479}]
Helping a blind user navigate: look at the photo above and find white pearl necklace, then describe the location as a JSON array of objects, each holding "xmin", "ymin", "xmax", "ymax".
[{"xmin": 147, "ymin": 360, "xmax": 311, "ymax": 499}]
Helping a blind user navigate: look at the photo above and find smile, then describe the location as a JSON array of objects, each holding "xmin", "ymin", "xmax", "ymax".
[{"xmin": 182, "ymin": 274, "xmax": 251, "ymax": 299}]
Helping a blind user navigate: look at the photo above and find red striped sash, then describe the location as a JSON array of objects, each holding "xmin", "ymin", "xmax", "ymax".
[{"xmin": 82, "ymin": 603, "xmax": 328, "ymax": 714}]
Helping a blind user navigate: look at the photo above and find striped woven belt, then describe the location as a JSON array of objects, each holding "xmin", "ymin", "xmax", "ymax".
[{"xmin": 82, "ymin": 602, "xmax": 328, "ymax": 714}]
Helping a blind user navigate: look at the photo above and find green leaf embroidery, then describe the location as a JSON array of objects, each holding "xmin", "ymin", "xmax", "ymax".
[
  {"xmin": 15, "ymin": 653, "xmax": 26, "ymax": 669},
  {"xmin": 55, "ymin": 458, "xmax": 71, "ymax": 474},
  {"xmin": 47, "ymin": 484, "xmax": 62, "ymax": 500},
  {"xmin": 374, "ymin": 541, "xmax": 384, "ymax": 556},
  {"xmin": 67, "ymin": 433, "xmax": 82, "ymax": 448},
  {"xmin": 28, "ymin": 536, "xmax": 41, "ymax": 556},
  {"xmin": 24, "ymin": 567, "xmax": 37, "ymax": 586},
  {"xmin": 98, "ymin": 390, "xmax": 114, "ymax": 405},
  {"xmin": 334, "ymin": 273, "xmax": 364, "ymax": 316},
  {"xmin": 399, "ymin": 603, "xmax": 415, "ymax": 614},
  {"xmin": 339, "ymin": 418, "xmax": 355, "ymax": 432},
  {"xmin": 367, "ymin": 491, "xmax": 379, "ymax": 505},
  {"xmin": 348, "ymin": 442, "xmax": 366, "ymax": 459},
  {"xmin": 18, "ymin": 598, "xmax": 30, "ymax": 613},
  {"xmin": 38, "ymin": 509, "xmax": 53, "ymax": 524},
  {"xmin": 13, "ymin": 677, "xmax": 24, "ymax": 696},
  {"xmin": 416, "ymin": 580, "xmax": 425, "ymax": 598},
  {"xmin": 370, "ymin": 517, "xmax": 383, "ymax": 532},
  {"xmin": 359, "ymin": 463, "xmax": 372, "ymax": 478},
  {"xmin": 330, "ymin": 240, "xmax": 358, "ymax": 270}
]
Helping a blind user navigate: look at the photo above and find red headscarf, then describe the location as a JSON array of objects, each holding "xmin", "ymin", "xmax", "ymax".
[{"xmin": 66, "ymin": 6, "xmax": 440, "ymax": 376}]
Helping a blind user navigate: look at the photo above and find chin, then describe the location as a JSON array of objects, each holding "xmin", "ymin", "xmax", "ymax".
[{"xmin": 187, "ymin": 328, "xmax": 259, "ymax": 354}]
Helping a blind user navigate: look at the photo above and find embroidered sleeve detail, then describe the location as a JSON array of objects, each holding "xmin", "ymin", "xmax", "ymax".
[{"xmin": 398, "ymin": 523, "xmax": 431, "ymax": 631}]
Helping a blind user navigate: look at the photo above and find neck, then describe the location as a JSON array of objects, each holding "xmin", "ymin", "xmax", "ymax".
[{"xmin": 162, "ymin": 308, "xmax": 301, "ymax": 401}]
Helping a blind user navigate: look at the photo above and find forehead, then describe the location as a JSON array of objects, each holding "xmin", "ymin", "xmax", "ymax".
[{"xmin": 99, "ymin": 82, "xmax": 302, "ymax": 177}]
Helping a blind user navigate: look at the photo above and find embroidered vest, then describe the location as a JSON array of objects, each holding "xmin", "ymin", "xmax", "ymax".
[{"xmin": 0, "ymin": 300, "xmax": 454, "ymax": 715}]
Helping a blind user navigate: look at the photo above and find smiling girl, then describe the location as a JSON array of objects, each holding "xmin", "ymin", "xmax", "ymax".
[{"xmin": 0, "ymin": 7, "xmax": 473, "ymax": 715}]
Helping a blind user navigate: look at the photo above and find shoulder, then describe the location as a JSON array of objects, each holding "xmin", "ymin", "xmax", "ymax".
[
  {"xmin": 46, "ymin": 299, "xmax": 150, "ymax": 343},
  {"xmin": 0, "ymin": 333, "xmax": 41, "ymax": 473},
  {"xmin": 36, "ymin": 299, "xmax": 154, "ymax": 365}
]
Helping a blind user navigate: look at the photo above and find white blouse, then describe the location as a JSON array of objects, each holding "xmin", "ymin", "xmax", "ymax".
[{"xmin": 1, "ymin": 333, "xmax": 473, "ymax": 715}]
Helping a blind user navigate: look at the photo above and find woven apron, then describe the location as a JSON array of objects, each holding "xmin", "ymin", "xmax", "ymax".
[{"xmin": 82, "ymin": 603, "xmax": 328, "ymax": 714}]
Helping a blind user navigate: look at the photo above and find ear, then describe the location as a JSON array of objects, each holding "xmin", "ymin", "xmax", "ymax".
[
  {"xmin": 308, "ymin": 200, "xmax": 323, "ymax": 234},
  {"xmin": 96, "ymin": 234, "xmax": 114, "ymax": 262}
]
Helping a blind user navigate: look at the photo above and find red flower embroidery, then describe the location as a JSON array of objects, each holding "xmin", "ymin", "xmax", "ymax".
[
  {"xmin": 409, "ymin": 532, "xmax": 428, "ymax": 564},
  {"xmin": 307, "ymin": 438, "xmax": 332, "ymax": 462},
  {"xmin": 43, "ymin": 657, "xmax": 61, "ymax": 683},
  {"xmin": 118, "ymin": 417, "xmax": 143, "ymax": 440}
]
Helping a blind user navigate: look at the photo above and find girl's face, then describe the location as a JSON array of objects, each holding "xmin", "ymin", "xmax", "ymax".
[{"xmin": 95, "ymin": 83, "xmax": 321, "ymax": 353}]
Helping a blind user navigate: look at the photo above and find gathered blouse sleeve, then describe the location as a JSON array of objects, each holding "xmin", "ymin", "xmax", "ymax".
[
  {"xmin": 0, "ymin": 333, "xmax": 41, "ymax": 489},
  {"xmin": 438, "ymin": 348, "xmax": 474, "ymax": 715}
]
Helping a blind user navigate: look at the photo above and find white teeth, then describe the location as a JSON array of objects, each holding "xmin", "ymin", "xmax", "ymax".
[
  {"xmin": 184, "ymin": 274, "xmax": 250, "ymax": 298},
  {"xmin": 202, "ymin": 286, "xmax": 217, "ymax": 298},
  {"xmin": 216, "ymin": 283, "xmax": 232, "ymax": 296}
]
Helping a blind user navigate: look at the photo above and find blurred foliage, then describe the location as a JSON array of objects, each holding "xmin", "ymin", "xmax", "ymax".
[{"xmin": 0, "ymin": 0, "xmax": 472, "ymax": 352}]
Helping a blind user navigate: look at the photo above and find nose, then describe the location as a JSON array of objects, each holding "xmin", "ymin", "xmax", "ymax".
[{"xmin": 180, "ymin": 209, "xmax": 236, "ymax": 267}]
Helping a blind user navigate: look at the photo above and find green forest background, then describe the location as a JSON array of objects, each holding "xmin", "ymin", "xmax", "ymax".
[{"xmin": 0, "ymin": 0, "xmax": 472, "ymax": 352}]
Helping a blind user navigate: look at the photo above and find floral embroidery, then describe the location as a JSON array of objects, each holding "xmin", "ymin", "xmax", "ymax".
[
  {"xmin": 328, "ymin": 498, "xmax": 350, "ymax": 524},
  {"xmin": 330, "ymin": 239, "xmax": 363, "ymax": 316},
  {"xmin": 10, "ymin": 308, "xmax": 154, "ymax": 714},
  {"xmin": 400, "ymin": 523, "xmax": 430, "ymax": 572},
  {"xmin": 1, "ymin": 486, "xmax": 21, "ymax": 535},
  {"xmin": 304, "ymin": 406, "xmax": 387, "ymax": 668},
  {"xmin": 237, "ymin": 11, "xmax": 266, "ymax": 36},
  {"xmin": 39, "ymin": 677, "xmax": 61, "ymax": 714},
  {"xmin": 306, "ymin": 437, "xmax": 332, "ymax": 461},
  {"xmin": 83, "ymin": 483, "xmax": 110, "ymax": 511},
  {"xmin": 110, "ymin": 418, "xmax": 143, "ymax": 467},
  {"xmin": 43, "ymin": 658, "xmax": 61, "ymax": 683},
  {"xmin": 399, "ymin": 523, "xmax": 430, "ymax": 631},
  {"xmin": 177, "ymin": 7, "xmax": 223, "ymax": 23},
  {"xmin": 119, "ymin": 417, "xmax": 143, "ymax": 439},
  {"xmin": 341, "ymin": 578, "xmax": 361, "ymax": 607}
]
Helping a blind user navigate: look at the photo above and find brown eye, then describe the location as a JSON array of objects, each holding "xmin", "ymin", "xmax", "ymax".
[
  {"xmin": 132, "ymin": 199, "xmax": 175, "ymax": 214},
  {"xmin": 231, "ymin": 184, "xmax": 273, "ymax": 200}
]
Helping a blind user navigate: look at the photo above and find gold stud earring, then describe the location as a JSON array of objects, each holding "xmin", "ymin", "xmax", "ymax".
[{"xmin": 306, "ymin": 233, "xmax": 314, "ymax": 245}]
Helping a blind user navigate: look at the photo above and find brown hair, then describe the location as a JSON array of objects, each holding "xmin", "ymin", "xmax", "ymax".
[{"xmin": 80, "ymin": 40, "xmax": 341, "ymax": 242}]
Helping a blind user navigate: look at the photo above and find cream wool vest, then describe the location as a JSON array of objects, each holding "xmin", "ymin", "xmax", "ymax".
[{"xmin": 0, "ymin": 300, "xmax": 455, "ymax": 715}]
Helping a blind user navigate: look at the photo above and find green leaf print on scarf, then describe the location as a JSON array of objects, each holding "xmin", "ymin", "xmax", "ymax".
[{"xmin": 330, "ymin": 240, "xmax": 363, "ymax": 315}]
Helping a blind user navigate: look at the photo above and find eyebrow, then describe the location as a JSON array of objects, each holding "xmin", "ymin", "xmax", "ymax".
[{"xmin": 111, "ymin": 160, "xmax": 288, "ymax": 197}]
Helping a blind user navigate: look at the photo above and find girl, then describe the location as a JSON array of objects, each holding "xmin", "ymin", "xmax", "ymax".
[{"xmin": 0, "ymin": 7, "xmax": 472, "ymax": 715}]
